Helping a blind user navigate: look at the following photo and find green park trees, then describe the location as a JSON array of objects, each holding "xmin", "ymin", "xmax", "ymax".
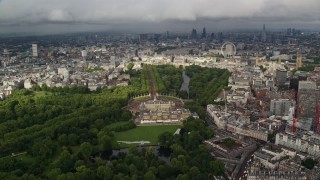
[
  {"xmin": 0, "ymin": 65, "xmax": 227, "ymax": 179},
  {"xmin": 186, "ymin": 65, "xmax": 230, "ymax": 106}
]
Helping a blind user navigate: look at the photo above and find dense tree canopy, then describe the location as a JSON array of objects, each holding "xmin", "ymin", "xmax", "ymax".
[
  {"xmin": 0, "ymin": 65, "xmax": 227, "ymax": 179},
  {"xmin": 144, "ymin": 64, "xmax": 183, "ymax": 95},
  {"xmin": 158, "ymin": 117, "xmax": 224, "ymax": 178},
  {"xmin": 0, "ymin": 86, "xmax": 136, "ymax": 179},
  {"xmin": 186, "ymin": 65, "xmax": 230, "ymax": 106}
]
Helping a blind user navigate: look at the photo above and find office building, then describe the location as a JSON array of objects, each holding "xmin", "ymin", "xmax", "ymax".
[
  {"xmin": 2, "ymin": 49, "xmax": 9, "ymax": 67},
  {"xmin": 32, "ymin": 44, "xmax": 38, "ymax": 57},
  {"xmin": 270, "ymin": 99, "xmax": 294, "ymax": 116},
  {"xmin": 81, "ymin": 50, "xmax": 87, "ymax": 60},
  {"xmin": 275, "ymin": 69, "xmax": 287, "ymax": 86},
  {"xmin": 297, "ymin": 81, "xmax": 320, "ymax": 118},
  {"xmin": 262, "ymin": 24, "xmax": 267, "ymax": 42},
  {"xmin": 275, "ymin": 131, "xmax": 320, "ymax": 157},
  {"xmin": 201, "ymin": 27, "xmax": 206, "ymax": 39}
]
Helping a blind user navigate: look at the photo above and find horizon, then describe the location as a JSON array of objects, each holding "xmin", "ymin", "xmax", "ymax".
[
  {"xmin": 0, "ymin": 0, "xmax": 320, "ymax": 35},
  {"xmin": 0, "ymin": 25, "xmax": 319, "ymax": 38}
]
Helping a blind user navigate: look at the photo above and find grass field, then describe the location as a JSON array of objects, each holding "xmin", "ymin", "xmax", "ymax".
[
  {"xmin": 114, "ymin": 125, "xmax": 181, "ymax": 147},
  {"xmin": 132, "ymin": 96, "xmax": 151, "ymax": 102},
  {"xmin": 34, "ymin": 91, "xmax": 51, "ymax": 97}
]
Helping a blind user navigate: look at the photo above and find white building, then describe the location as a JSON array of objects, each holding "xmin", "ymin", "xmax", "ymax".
[
  {"xmin": 24, "ymin": 79, "xmax": 33, "ymax": 89},
  {"xmin": 207, "ymin": 104, "xmax": 272, "ymax": 141},
  {"xmin": 275, "ymin": 131, "xmax": 320, "ymax": 157},
  {"xmin": 57, "ymin": 67, "xmax": 70, "ymax": 81},
  {"xmin": 32, "ymin": 44, "xmax": 38, "ymax": 57},
  {"xmin": 81, "ymin": 50, "xmax": 87, "ymax": 59}
]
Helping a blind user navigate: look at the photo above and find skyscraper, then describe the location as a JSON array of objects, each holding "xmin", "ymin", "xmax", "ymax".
[
  {"xmin": 165, "ymin": 31, "xmax": 169, "ymax": 39},
  {"xmin": 32, "ymin": 44, "xmax": 38, "ymax": 57},
  {"xmin": 261, "ymin": 24, "xmax": 267, "ymax": 42},
  {"xmin": 210, "ymin": 33, "xmax": 215, "ymax": 40},
  {"xmin": 201, "ymin": 27, "xmax": 207, "ymax": 39},
  {"xmin": 2, "ymin": 49, "xmax": 9, "ymax": 67},
  {"xmin": 191, "ymin": 29, "xmax": 197, "ymax": 39}
]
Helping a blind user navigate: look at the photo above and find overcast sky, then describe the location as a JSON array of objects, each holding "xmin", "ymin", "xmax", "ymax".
[{"xmin": 0, "ymin": 0, "xmax": 320, "ymax": 35}]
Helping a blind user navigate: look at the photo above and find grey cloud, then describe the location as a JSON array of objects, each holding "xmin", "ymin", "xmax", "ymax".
[{"xmin": 0, "ymin": 0, "xmax": 319, "ymax": 33}]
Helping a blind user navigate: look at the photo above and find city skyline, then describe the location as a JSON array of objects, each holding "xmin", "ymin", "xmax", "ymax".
[{"xmin": 0, "ymin": 0, "xmax": 320, "ymax": 35}]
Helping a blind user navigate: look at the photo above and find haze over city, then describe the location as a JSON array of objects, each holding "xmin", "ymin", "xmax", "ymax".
[
  {"xmin": 0, "ymin": 0, "xmax": 320, "ymax": 35},
  {"xmin": 1, "ymin": 0, "xmax": 320, "ymax": 180}
]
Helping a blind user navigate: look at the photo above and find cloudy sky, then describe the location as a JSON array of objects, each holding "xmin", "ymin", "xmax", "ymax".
[{"xmin": 0, "ymin": 0, "xmax": 320, "ymax": 34}]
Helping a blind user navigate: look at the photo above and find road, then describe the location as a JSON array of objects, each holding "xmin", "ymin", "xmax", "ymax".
[
  {"xmin": 205, "ymin": 114, "xmax": 257, "ymax": 180},
  {"xmin": 147, "ymin": 70, "xmax": 157, "ymax": 99}
]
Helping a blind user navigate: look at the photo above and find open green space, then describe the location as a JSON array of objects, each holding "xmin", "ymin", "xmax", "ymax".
[
  {"xmin": 34, "ymin": 91, "xmax": 51, "ymax": 97},
  {"xmin": 0, "ymin": 65, "xmax": 226, "ymax": 179},
  {"xmin": 144, "ymin": 64, "xmax": 183, "ymax": 95},
  {"xmin": 132, "ymin": 96, "xmax": 150, "ymax": 102},
  {"xmin": 186, "ymin": 65, "xmax": 230, "ymax": 106},
  {"xmin": 114, "ymin": 125, "xmax": 181, "ymax": 146},
  {"xmin": 158, "ymin": 95, "xmax": 181, "ymax": 101}
]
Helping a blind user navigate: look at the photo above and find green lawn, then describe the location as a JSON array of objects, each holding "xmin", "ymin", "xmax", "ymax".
[
  {"xmin": 34, "ymin": 91, "xmax": 51, "ymax": 97},
  {"xmin": 132, "ymin": 96, "xmax": 151, "ymax": 102},
  {"xmin": 114, "ymin": 125, "xmax": 181, "ymax": 147},
  {"xmin": 158, "ymin": 96, "xmax": 181, "ymax": 101}
]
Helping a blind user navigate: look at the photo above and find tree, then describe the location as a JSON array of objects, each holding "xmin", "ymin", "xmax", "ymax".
[
  {"xmin": 223, "ymin": 138, "xmax": 236, "ymax": 148},
  {"xmin": 68, "ymin": 134, "xmax": 79, "ymax": 146},
  {"xmin": 158, "ymin": 132, "xmax": 174, "ymax": 148},
  {"xmin": 74, "ymin": 160, "xmax": 85, "ymax": 170},
  {"xmin": 80, "ymin": 142, "xmax": 93, "ymax": 159},
  {"xmin": 98, "ymin": 135, "xmax": 113, "ymax": 157},
  {"xmin": 97, "ymin": 166, "xmax": 113, "ymax": 180},
  {"xmin": 129, "ymin": 164, "xmax": 138, "ymax": 176},
  {"xmin": 31, "ymin": 139, "xmax": 54, "ymax": 160},
  {"xmin": 53, "ymin": 149, "xmax": 73, "ymax": 172},
  {"xmin": 127, "ymin": 63, "xmax": 134, "ymax": 70},
  {"xmin": 187, "ymin": 131, "xmax": 202, "ymax": 149},
  {"xmin": 188, "ymin": 166, "xmax": 200, "ymax": 178},
  {"xmin": 94, "ymin": 119, "xmax": 104, "ymax": 130},
  {"xmin": 176, "ymin": 174, "xmax": 188, "ymax": 180},
  {"xmin": 210, "ymin": 160, "xmax": 224, "ymax": 176},
  {"xmin": 259, "ymin": 65, "xmax": 267, "ymax": 72},
  {"xmin": 46, "ymin": 168, "xmax": 61, "ymax": 179},
  {"xmin": 301, "ymin": 158, "xmax": 317, "ymax": 170},
  {"xmin": 58, "ymin": 134, "xmax": 68, "ymax": 146},
  {"xmin": 143, "ymin": 170, "xmax": 156, "ymax": 180},
  {"xmin": 178, "ymin": 90, "xmax": 189, "ymax": 99},
  {"xmin": 0, "ymin": 68, "xmax": 228, "ymax": 179}
]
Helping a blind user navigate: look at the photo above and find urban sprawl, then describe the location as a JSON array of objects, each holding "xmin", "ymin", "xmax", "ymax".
[{"xmin": 1, "ymin": 26, "xmax": 320, "ymax": 179}]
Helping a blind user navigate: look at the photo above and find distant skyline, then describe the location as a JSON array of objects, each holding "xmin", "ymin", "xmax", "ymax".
[{"xmin": 0, "ymin": 0, "xmax": 320, "ymax": 35}]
